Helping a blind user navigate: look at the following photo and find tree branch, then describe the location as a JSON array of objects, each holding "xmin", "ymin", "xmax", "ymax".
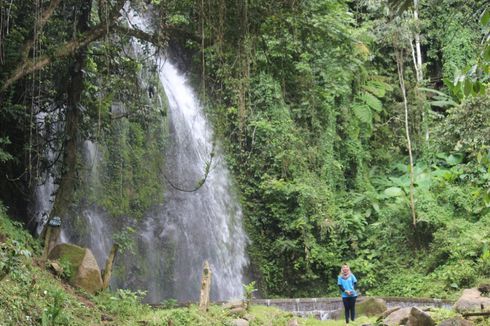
[
  {"xmin": 112, "ymin": 25, "xmax": 167, "ymax": 47},
  {"xmin": 21, "ymin": 0, "xmax": 62, "ymax": 61},
  {"xmin": 0, "ymin": 0, "xmax": 207, "ymax": 94},
  {"xmin": 2, "ymin": 24, "xmax": 107, "ymax": 92},
  {"xmin": 1, "ymin": 0, "xmax": 127, "ymax": 93}
]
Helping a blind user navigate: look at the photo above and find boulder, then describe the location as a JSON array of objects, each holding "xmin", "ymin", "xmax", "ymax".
[
  {"xmin": 407, "ymin": 307, "xmax": 435, "ymax": 326},
  {"xmin": 453, "ymin": 288, "xmax": 490, "ymax": 313},
  {"xmin": 287, "ymin": 319, "xmax": 299, "ymax": 326},
  {"xmin": 379, "ymin": 307, "xmax": 402, "ymax": 320},
  {"xmin": 49, "ymin": 260, "xmax": 64, "ymax": 276},
  {"xmin": 231, "ymin": 319, "xmax": 249, "ymax": 326},
  {"xmin": 357, "ymin": 297, "xmax": 388, "ymax": 316},
  {"xmin": 438, "ymin": 317, "xmax": 473, "ymax": 326},
  {"xmin": 331, "ymin": 297, "xmax": 387, "ymax": 320},
  {"xmin": 48, "ymin": 243, "xmax": 103, "ymax": 294},
  {"xmin": 383, "ymin": 307, "xmax": 412, "ymax": 325},
  {"xmin": 329, "ymin": 308, "xmax": 343, "ymax": 320},
  {"xmin": 228, "ymin": 306, "xmax": 246, "ymax": 317},
  {"xmin": 223, "ymin": 300, "xmax": 245, "ymax": 309}
]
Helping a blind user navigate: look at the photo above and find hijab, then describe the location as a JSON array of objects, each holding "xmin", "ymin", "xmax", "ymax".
[{"xmin": 341, "ymin": 265, "xmax": 351, "ymax": 280}]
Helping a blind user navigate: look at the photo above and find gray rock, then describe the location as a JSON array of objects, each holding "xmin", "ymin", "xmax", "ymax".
[
  {"xmin": 48, "ymin": 243, "xmax": 103, "ymax": 294},
  {"xmin": 223, "ymin": 300, "xmax": 245, "ymax": 309},
  {"xmin": 454, "ymin": 288, "xmax": 490, "ymax": 313},
  {"xmin": 357, "ymin": 297, "xmax": 387, "ymax": 316},
  {"xmin": 231, "ymin": 318, "xmax": 249, "ymax": 326},
  {"xmin": 407, "ymin": 307, "xmax": 435, "ymax": 326},
  {"xmin": 229, "ymin": 306, "xmax": 246, "ymax": 317},
  {"xmin": 478, "ymin": 283, "xmax": 490, "ymax": 295},
  {"xmin": 331, "ymin": 297, "xmax": 387, "ymax": 320},
  {"xmin": 329, "ymin": 308, "xmax": 343, "ymax": 320},
  {"xmin": 379, "ymin": 307, "xmax": 402, "ymax": 321},
  {"xmin": 287, "ymin": 319, "xmax": 299, "ymax": 326},
  {"xmin": 383, "ymin": 307, "xmax": 412, "ymax": 325}
]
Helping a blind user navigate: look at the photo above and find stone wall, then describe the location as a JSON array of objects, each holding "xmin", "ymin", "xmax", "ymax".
[{"xmin": 251, "ymin": 297, "xmax": 454, "ymax": 320}]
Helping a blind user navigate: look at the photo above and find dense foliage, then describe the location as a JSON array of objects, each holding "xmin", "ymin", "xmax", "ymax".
[
  {"xmin": 0, "ymin": 0, "xmax": 489, "ymax": 301},
  {"xmin": 161, "ymin": 0, "xmax": 490, "ymax": 298}
]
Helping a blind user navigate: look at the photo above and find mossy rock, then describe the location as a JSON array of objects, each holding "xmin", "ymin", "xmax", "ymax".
[
  {"xmin": 48, "ymin": 243, "xmax": 103, "ymax": 294},
  {"xmin": 331, "ymin": 297, "xmax": 387, "ymax": 320},
  {"xmin": 357, "ymin": 297, "xmax": 388, "ymax": 316},
  {"xmin": 48, "ymin": 243, "xmax": 86, "ymax": 282}
]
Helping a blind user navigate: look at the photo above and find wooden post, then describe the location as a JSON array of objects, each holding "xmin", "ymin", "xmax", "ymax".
[
  {"xmin": 199, "ymin": 260, "xmax": 212, "ymax": 311},
  {"xmin": 102, "ymin": 243, "xmax": 119, "ymax": 290},
  {"xmin": 47, "ymin": 227, "xmax": 61, "ymax": 255},
  {"xmin": 41, "ymin": 226, "xmax": 53, "ymax": 261}
]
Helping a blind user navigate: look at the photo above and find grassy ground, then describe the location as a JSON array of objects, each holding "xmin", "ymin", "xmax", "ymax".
[
  {"xmin": 140, "ymin": 304, "xmax": 377, "ymax": 326},
  {"xmin": 1, "ymin": 205, "xmax": 486, "ymax": 326},
  {"xmin": 1, "ymin": 206, "xmax": 377, "ymax": 325}
]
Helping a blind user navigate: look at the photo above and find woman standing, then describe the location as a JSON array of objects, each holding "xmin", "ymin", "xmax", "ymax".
[{"xmin": 337, "ymin": 263, "xmax": 358, "ymax": 324}]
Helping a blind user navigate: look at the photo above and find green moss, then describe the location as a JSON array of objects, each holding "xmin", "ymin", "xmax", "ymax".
[
  {"xmin": 75, "ymin": 76, "xmax": 169, "ymax": 220},
  {"xmin": 47, "ymin": 243, "xmax": 86, "ymax": 283}
]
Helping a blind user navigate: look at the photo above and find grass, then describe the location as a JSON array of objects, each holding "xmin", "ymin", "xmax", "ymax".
[
  {"xmin": 0, "ymin": 204, "xmax": 487, "ymax": 326},
  {"xmin": 0, "ymin": 204, "xmax": 358, "ymax": 326}
]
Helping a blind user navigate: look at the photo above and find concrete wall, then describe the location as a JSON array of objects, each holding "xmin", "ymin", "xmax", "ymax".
[{"xmin": 251, "ymin": 297, "xmax": 454, "ymax": 320}]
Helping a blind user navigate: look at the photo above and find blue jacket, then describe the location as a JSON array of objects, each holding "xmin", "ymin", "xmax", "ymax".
[{"xmin": 337, "ymin": 273, "xmax": 357, "ymax": 298}]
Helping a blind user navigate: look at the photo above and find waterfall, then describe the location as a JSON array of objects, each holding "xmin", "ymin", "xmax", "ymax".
[
  {"xmin": 132, "ymin": 59, "xmax": 248, "ymax": 303},
  {"xmin": 32, "ymin": 8, "xmax": 248, "ymax": 303},
  {"xmin": 31, "ymin": 110, "xmax": 68, "ymax": 243},
  {"xmin": 111, "ymin": 9, "xmax": 248, "ymax": 303}
]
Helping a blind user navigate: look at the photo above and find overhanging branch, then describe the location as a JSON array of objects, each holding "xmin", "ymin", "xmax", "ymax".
[
  {"xmin": 1, "ymin": 0, "xmax": 127, "ymax": 93},
  {"xmin": 21, "ymin": 0, "xmax": 62, "ymax": 61}
]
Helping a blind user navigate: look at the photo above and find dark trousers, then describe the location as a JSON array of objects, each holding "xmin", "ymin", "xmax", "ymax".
[{"xmin": 342, "ymin": 296, "xmax": 357, "ymax": 323}]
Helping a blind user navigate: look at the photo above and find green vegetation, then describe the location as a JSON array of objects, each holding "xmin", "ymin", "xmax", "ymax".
[
  {"xmin": 2, "ymin": 201, "xmax": 386, "ymax": 325},
  {"xmin": 1, "ymin": 203, "xmax": 329, "ymax": 325},
  {"xmin": 0, "ymin": 0, "xmax": 489, "ymax": 316},
  {"xmin": 161, "ymin": 0, "xmax": 490, "ymax": 298}
]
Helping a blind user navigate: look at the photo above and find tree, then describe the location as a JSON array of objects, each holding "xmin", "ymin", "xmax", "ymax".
[
  {"xmin": 0, "ymin": 0, "xmax": 167, "ymax": 92},
  {"xmin": 0, "ymin": 0, "xmax": 174, "ymax": 225}
]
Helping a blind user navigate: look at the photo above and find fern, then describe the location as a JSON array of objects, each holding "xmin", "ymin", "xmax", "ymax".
[
  {"xmin": 353, "ymin": 104, "xmax": 373, "ymax": 126},
  {"xmin": 362, "ymin": 92, "xmax": 383, "ymax": 112}
]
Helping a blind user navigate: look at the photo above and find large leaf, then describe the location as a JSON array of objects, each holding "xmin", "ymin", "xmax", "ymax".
[
  {"xmin": 484, "ymin": 45, "xmax": 490, "ymax": 62},
  {"xmin": 362, "ymin": 79, "xmax": 392, "ymax": 98},
  {"xmin": 415, "ymin": 172, "xmax": 431, "ymax": 189},
  {"xmin": 362, "ymin": 92, "xmax": 383, "ymax": 112},
  {"xmin": 384, "ymin": 186, "xmax": 404, "ymax": 197},
  {"xmin": 446, "ymin": 153, "xmax": 464, "ymax": 166},
  {"xmin": 430, "ymin": 100, "xmax": 458, "ymax": 108},
  {"xmin": 418, "ymin": 87, "xmax": 458, "ymax": 107},
  {"xmin": 363, "ymin": 84, "xmax": 385, "ymax": 98},
  {"xmin": 353, "ymin": 104, "xmax": 373, "ymax": 125},
  {"xmin": 418, "ymin": 87, "xmax": 450, "ymax": 97},
  {"xmin": 464, "ymin": 78, "xmax": 473, "ymax": 96}
]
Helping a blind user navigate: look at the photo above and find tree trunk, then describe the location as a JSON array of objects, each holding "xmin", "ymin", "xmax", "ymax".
[
  {"xmin": 412, "ymin": 0, "xmax": 429, "ymax": 143},
  {"xmin": 395, "ymin": 48, "xmax": 417, "ymax": 227},
  {"xmin": 102, "ymin": 243, "xmax": 119, "ymax": 290},
  {"xmin": 50, "ymin": 1, "xmax": 92, "ymax": 222},
  {"xmin": 413, "ymin": 0, "xmax": 423, "ymax": 82}
]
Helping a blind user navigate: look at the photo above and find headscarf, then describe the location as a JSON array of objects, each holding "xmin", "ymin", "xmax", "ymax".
[{"xmin": 341, "ymin": 265, "xmax": 351, "ymax": 280}]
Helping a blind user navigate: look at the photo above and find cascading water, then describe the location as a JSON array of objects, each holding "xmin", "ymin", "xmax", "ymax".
[
  {"xmin": 33, "ymin": 8, "xmax": 248, "ymax": 303},
  {"xmin": 109, "ymin": 9, "xmax": 248, "ymax": 303},
  {"xmin": 130, "ymin": 58, "xmax": 248, "ymax": 303}
]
